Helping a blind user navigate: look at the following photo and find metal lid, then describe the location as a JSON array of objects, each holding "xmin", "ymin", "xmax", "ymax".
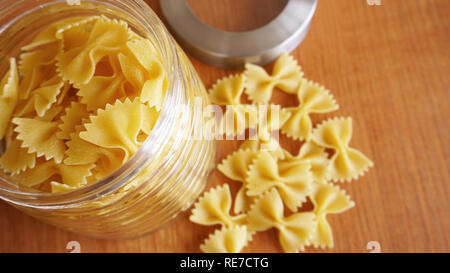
[{"xmin": 160, "ymin": 0, "xmax": 318, "ymax": 69}]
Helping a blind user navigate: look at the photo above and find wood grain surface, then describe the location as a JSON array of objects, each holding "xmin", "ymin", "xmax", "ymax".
[{"xmin": 1, "ymin": 0, "xmax": 449, "ymax": 253}]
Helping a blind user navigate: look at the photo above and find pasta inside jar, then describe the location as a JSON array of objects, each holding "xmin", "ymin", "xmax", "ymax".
[{"xmin": 0, "ymin": 0, "xmax": 215, "ymax": 238}]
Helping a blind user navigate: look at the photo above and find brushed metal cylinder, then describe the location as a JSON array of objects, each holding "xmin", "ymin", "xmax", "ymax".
[{"xmin": 160, "ymin": 0, "xmax": 318, "ymax": 69}]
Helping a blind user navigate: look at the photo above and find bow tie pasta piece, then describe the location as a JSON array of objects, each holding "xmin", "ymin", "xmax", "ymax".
[
  {"xmin": 281, "ymin": 80, "xmax": 339, "ymax": 141},
  {"xmin": 55, "ymin": 16, "xmax": 101, "ymax": 51},
  {"xmin": 123, "ymin": 37, "xmax": 160, "ymax": 71},
  {"xmin": 56, "ymin": 101, "xmax": 89, "ymax": 140},
  {"xmin": 0, "ymin": 58, "xmax": 19, "ymax": 139},
  {"xmin": 65, "ymin": 126, "xmax": 126, "ymax": 180},
  {"xmin": 21, "ymin": 16, "xmax": 97, "ymax": 51},
  {"xmin": 18, "ymin": 42, "xmax": 62, "ymax": 100},
  {"xmin": 246, "ymin": 151, "xmax": 313, "ymax": 212},
  {"xmin": 117, "ymin": 50, "xmax": 166, "ymax": 111},
  {"xmin": 80, "ymin": 98, "xmax": 154, "ymax": 159},
  {"xmin": 18, "ymin": 42, "xmax": 60, "ymax": 76},
  {"xmin": 219, "ymin": 104, "xmax": 258, "ymax": 136},
  {"xmin": 12, "ymin": 160, "xmax": 94, "ymax": 188},
  {"xmin": 56, "ymin": 16, "xmax": 131, "ymax": 85},
  {"xmin": 77, "ymin": 55, "xmax": 129, "ymax": 111},
  {"xmin": 190, "ymin": 184, "xmax": 247, "ymax": 227},
  {"xmin": 309, "ymin": 182, "xmax": 355, "ymax": 248},
  {"xmin": 0, "ymin": 138, "xmax": 36, "ymax": 175},
  {"xmin": 280, "ymin": 142, "xmax": 331, "ymax": 185},
  {"xmin": 244, "ymin": 53, "xmax": 303, "ymax": 104},
  {"xmin": 15, "ymin": 75, "xmax": 64, "ymax": 118},
  {"xmin": 200, "ymin": 225, "xmax": 248, "ymax": 253},
  {"xmin": 209, "ymin": 74, "xmax": 245, "ymax": 105},
  {"xmin": 234, "ymin": 185, "xmax": 254, "ymax": 215},
  {"xmin": 13, "ymin": 117, "xmax": 65, "ymax": 163},
  {"xmin": 312, "ymin": 117, "xmax": 374, "ymax": 182},
  {"xmin": 218, "ymin": 149, "xmax": 260, "ymax": 183},
  {"xmin": 218, "ymin": 148, "xmax": 261, "ymax": 214},
  {"xmin": 247, "ymin": 189, "xmax": 316, "ymax": 252},
  {"xmin": 218, "ymin": 140, "xmax": 285, "ymax": 214}
]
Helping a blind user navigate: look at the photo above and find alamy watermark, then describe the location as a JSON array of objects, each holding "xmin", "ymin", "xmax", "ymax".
[{"xmin": 184, "ymin": 97, "xmax": 283, "ymax": 150}]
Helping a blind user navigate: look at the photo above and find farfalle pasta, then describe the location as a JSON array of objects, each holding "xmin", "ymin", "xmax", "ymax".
[
  {"xmin": 309, "ymin": 182, "xmax": 355, "ymax": 248},
  {"xmin": 247, "ymin": 189, "xmax": 316, "ymax": 252},
  {"xmin": 281, "ymin": 79, "xmax": 339, "ymax": 141},
  {"xmin": 190, "ymin": 184, "xmax": 247, "ymax": 228},
  {"xmin": 80, "ymin": 98, "xmax": 158, "ymax": 158},
  {"xmin": 244, "ymin": 53, "xmax": 303, "ymax": 104},
  {"xmin": 200, "ymin": 225, "xmax": 248, "ymax": 253},
  {"xmin": 192, "ymin": 52, "xmax": 373, "ymax": 253},
  {"xmin": 246, "ymin": 150, "xmax": 312, "ymax": 212},
  {"xmin": 0, "ymin": 58, "xmax": 19, "ymax": 139},
  {"xmin": 209, "ymin": 74, "xmax": 245, "ymax": 105},
  {"xmin": 311, "ymin": 117, "xmax": 374, "ymax": 182},
  {"xmin": 13, "ymin": 118, "xmax": 66, "ymax": 163},
  {"xmin": 56, "ymin": 16, "xmax": 130, "ymax": 85},
  {"xmin": 217, "ymin": 148, "xmax": 260, "ymax": 214},
  {"xmin": 0, "ymin": 15, "xmax": 166, "ymax": 192},
  {"xmin": 280, "ymin": 142, "xmax": 331, "ymax": 185}
]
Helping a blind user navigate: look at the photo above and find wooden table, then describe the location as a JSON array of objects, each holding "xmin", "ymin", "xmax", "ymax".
[{"xmin": 0, "ymin": 0, "xmax": 448, "ymax": 253}]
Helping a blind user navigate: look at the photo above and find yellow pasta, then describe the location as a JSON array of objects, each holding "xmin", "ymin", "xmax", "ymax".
[
  {"xmin": 280, "ymin": 142, "xmax": 331, "ymax": 184},
  {"xmin": 200, "ymin": 225, "xmax": 248, "ymax": 253},
  {"xmin": 247, "ymin": 189, "xmax": 316, "ymax": 252},
  {"xmin": 65, "ymin": 126, "xmax": 126, "ymax": 180},
  {"xmin": 217, "ymin": 139, "xmax": 284, "ymax": 214},
  {"xmin": 120, "ymin": 37, "xmax": 166, "ymax": 110},
  {"xmin": 217, "ymin": 148, "xmax": 260, "ymax": 214},
  {"xmin": 18, "ymin": 42, "xmax": 61, "ymax": 100},
  {"xmin": 281, "ymin": 80, "xmax": 338, "ymax": 141},
  {"xmin": 56, "ymin": 101, "xmax": 89, "ymax": 140},
  {"xmin": 309, "ymin": 182, "xmax": 355, "ymax": 248},
  {"xmin": 218, "ymin": 149, "xmax": 259, "ymax": 183},
  {"xmin": 246, "ymin": 150, "xmax": 313, "ymax": 212},
  {"xmin": 13, "ymin": 117, "xmax": 65, "ymax": 163},
  {"xmin": 77, "ymin": 55, "xmax": 128, "ymax": 111},
  {"xmin": 13, "ymin": 160, "xmax": 94, "ymax": 188},
  {"xmin": 311, "ymin": 117, "xmax": 374, "ymax": 182},
  {"xmin": 0, "ymin": 58, "xmax": 19, "ymax": 139},
  {"xmin": 0, "ymin": 15, "xmax": 166, "ymax": 192},
  {"xmin": 0, "ymin": 138, "xmax": 36, "ymax": 175},
  {"xmin": 190, "ymin": 52, "xmax": 373, "ymax": 253},
  {"xmin": 208, "ymin": 74, "xmax": 245, "ymax": 105},
  {"xmin": 56, "ymin": 16, "xmax": 130, "ymax": 85},
  {"xmin": 190, "ymin": 184, "xmax": 247, "ymax": 227},
  {"xmin": 15, "ymin": 75, "xmax": 64, "ymax": 117},
  {"xmin": 244, "ymin": 53, "xmax": 303, "ymax": 104},
  {"xmin": 80, "ymin": 98, "xmax": 156, "ymax": 159},
  {"xmin": 21, "ymin": 16, "xmax": 96, "ymax": 51}
]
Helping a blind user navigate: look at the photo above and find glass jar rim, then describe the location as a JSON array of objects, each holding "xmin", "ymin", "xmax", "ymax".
[{"xmin": 0, "ymin": 0, "xmax": 184, "ymax": 208}]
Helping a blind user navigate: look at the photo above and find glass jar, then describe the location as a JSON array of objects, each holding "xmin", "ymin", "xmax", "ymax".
[{"xmin": 0, "ymin": 0, "xmax": 216, "ymax": 238}]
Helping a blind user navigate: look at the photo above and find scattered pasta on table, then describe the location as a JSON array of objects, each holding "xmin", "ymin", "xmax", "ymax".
[{"xmin": 190, "ymin": 52, "xmax": 373, "ymax": 253}]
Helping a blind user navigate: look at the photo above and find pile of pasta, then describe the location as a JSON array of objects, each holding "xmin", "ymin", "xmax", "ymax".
[
  {"xmin": 0, "ymin": 15, "xmax": 165, "ymax": 192},
  {"xmin": 190, "ymin": 53, "xmax": 374, "ymax": 252}
]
